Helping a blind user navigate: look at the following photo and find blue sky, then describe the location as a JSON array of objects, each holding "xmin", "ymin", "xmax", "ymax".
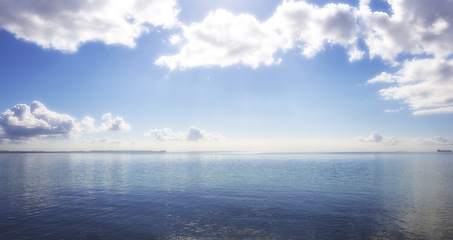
[{"xmin": 0, "ymin": 0, "xmax": 452, "ymax": 152}]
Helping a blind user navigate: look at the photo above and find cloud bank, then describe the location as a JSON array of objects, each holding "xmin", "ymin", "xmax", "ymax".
[
  {"xmin": 155, "ymin": 1, "xmax": 362, "ymax": 69},
  {"xmin": 0, "ymin": 101, "xmax": 130, "ymax": 142},
  {"xmin": 158, "ymin": 0, "xmax": 453, "ymax": 69},
  {"xmin": 145, "ymin": 126, "xmax": 225, "ymax": 141},
  {"xmin": 2, "ymin": 0, "xmax": 452, "ymax": 115},
  {"xmin": 0, "ymin": 0, "xmax": 180, "ymax": 52},
  {"xmin": 156, "ymin": 0, "xmax": 453, "ymax": 115}
]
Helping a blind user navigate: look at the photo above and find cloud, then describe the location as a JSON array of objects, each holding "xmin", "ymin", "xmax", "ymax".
[
  {"xmin": 144, "ymin": 126, "xmax": 225, "ymax": 141},
  {"xmin": 156, "ymin": 1, "xmax": 362, "ymax": 70},
  {"xmin": 367, "ymin": 72, "xmax": 395, "ymax": 84},
  {"xmin": 0, "ymin": 0, "xmax": 180, "ymax": 52},
  {"xmin": 419, "ymin": 136, "xmax": 453, "ymax": 145},
  {"xmin": 0, "ymin": 101, "xmax": 78, "ymax": 140},
  {"xmin": 0, "ymin": 101, "xmax": 131, "ymax": 142},
  {"xmin": 144, "ymin": 128, "xmax": 185, "ymax": 141},
  {"xmin": 357, "ymin": 131, "xmax": 400, "ymax": 145},
  {"xmin": 157, "ymin": 0, "xmax": 452, "ymax": 69},
  {"xmin": 358, "ymin": 0, "xmax": 453, "ymax": 63},
  {"xmin": 80, "ymin": 116, "xmax": 96, "ymax": 132},
  {"xmin": 155, "ymin": 9, "xmax": 282, "ymax": 70},
  {"xmin": 267, "ymin": 1, "xmax": 361, "ymax": 60},
  {"xmin": 154, "ymin": 0, "xmax": 453, "ymax": 118},
  {"xmin": 2, "ymin": 0, "xmax": 452, "ymax": 116},
  {"xmin": 368, "ymin": 58, "xmax": 453, "ymax": 115},
  {"xmin": 357, "ymin": 131, "xmax": 383, "ymax": 143},
  {"xmin": 99, "ymin": 113, "xmax": 131, "ymax": 131},
  {"xmin": 87, "ymin": 137, "xmax": 122, "ymax": 145}
]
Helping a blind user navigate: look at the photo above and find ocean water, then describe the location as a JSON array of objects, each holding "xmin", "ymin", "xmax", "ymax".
[{"xmin": 1, "ymin": 152, "xmax": 453, "ymax": 239}]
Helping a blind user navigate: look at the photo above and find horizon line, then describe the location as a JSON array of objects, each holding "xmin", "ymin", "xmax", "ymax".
[{"xmin": 0, "ymin": 150, "xmax": 445, "ymax": 154}]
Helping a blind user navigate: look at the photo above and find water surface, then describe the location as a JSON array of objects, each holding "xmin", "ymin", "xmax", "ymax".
[{"xmin": 1, "ymin": 152, "xmax": 452, "ymax": 239}]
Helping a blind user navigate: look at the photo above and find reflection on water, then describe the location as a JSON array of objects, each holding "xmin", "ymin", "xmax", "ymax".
[
  {"xmin": 395, "ymin": 154, "xmax": 453, "ymax": 239},
  {"xmin": 0, "ymin": 152, "xmax": 453, "ymax": 239}
]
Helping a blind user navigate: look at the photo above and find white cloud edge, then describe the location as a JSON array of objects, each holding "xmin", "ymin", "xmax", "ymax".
[{"xmin": 144, "ymin": 126, "xmax": 225, "ymax": 142}]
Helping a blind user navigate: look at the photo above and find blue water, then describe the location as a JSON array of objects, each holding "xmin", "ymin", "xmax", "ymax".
[{"xmin": 1, "ymin": 152, "xmax": 453, "ymax": 239}]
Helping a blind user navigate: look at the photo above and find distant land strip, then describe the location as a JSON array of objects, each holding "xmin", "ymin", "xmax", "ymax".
[{"xmin": 0, "ymin": 150, "xmax": 166, "ymax": 154}]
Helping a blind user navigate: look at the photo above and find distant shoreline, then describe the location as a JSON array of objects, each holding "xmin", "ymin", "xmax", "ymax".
[
  {"xmin": 0, "ymin": 150, "xmax": 447, "ymax": 154},
  {"xmin": 0, "ymin": 150, "xmax": 167, "ymax": 154}
]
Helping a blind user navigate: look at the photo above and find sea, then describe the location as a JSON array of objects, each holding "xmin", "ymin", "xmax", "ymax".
[{"xmin": 1, "ymin": 152, "xmax": 453, "ymax": 239}]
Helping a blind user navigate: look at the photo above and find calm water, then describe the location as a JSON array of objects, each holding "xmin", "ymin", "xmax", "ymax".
[{"xmin": 1, "ymin": 152, "xmax": 453, "ymax": 239}]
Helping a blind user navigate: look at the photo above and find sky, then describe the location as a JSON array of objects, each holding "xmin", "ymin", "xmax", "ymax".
[{"xmin": 0, "ymin": 0, "xmax": 452, "ymax": 152}]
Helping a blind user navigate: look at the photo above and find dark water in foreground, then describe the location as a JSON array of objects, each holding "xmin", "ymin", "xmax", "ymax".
[{"xmin": 1, "ymin": 152, "xmax": 453, "ymax": 239}]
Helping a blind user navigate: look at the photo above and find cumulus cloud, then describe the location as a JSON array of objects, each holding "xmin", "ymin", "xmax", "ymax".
[
  {"xmin": 0, "ymin": 101, "xmax": 130, "ymax": 142},
  {"xmin": 0, "ymin": 101, "xmax": 78, "ymax": 140},
  {"xmin": 267, "ymin": 1, "xmax": 361, "ymax": 60},
  {"xmin": 2, "ymin": 0, "xmax": 453, "ymax": 116},
  {"xmin": 156, "ymin": 0, "xmax": 453, "ymax": 70},
  {"xmin": 99, "ymin": 113, "xmax": 131, "ymax": 132},
  {"xmin": 368, "ymin": 58, "xmax": 453, "ymax": 115},
  {"xmin": 361, "ymin": 0, "xmax": 453, "ymax": 114},
  {"xmin": 0, "ymin": 0, "xmax": 180, "ymax": 52},
  {"xmin": 358, "ymin": 0, "xmax": 453, "ymax": 63},
  {"xmin": 357, "ymin": 131, "xmax": 400, "ymax": 145},
  {"xmin": 155, "ymin": 9, "xmax": 282, "ymax": 69},
  {"xmin": 156, "ymin": 1, "xmax": 363, "ymax": 70},
  {"xmin": 80, "ymin": 116, "xmax": 96, "ymax": 132},
  {"xmin": 144, "ymin": 126, "xmax": 225, "ymax": 141},
  {"xmin": 154, "ymin": 0, "xmax": 453, "ymax": 117}
]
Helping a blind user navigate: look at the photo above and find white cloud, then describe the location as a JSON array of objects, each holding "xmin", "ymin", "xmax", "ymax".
[
  {"xmin": 413, "ymin": 107, "xmax": 453, "ymax": 115},
  {"xmin": 155, "ymin": 0, "xmax": 453, "ymax": 77},
  {"xmin": 145, "ymin": 126, "xmax": 225, "ymax": 141},
  {"xmin": 418, "ymin": 136, "xmax": 453, "ymax": 145},
  {"xmin": 80, "ymin": 116, "xmax": 96, "ymax": 132},
  {"xmin": 0, "ymin": 101, "xmax": 131, "ymax": 142},
  {"xmin": 2, "ymin": 0, "xmax": 453, "ymax": 117},
  {"xmin": 357, "ymin": 131, "xmax": 400, "ymax": 145},
  {"xmin": 0, "ymin": 101, "xmax": 78, "ymax": 140},
  {"xmin": 368, "ymin": 58, "xmax": 453, "ymax": 115},
  {"xmin": 169, "ymin": 34, "xmax": 182, "ymax": 45},
  {"xmin": 99, "ymin": 113, "xmax": 131, "ymax": 132},
  {"xmin": 357, "ymin": 131, "xmax": 383, "ymax": 143},
  {"xmin": 358, "ymin": 0, "xmax": 453, "ymax": 63},
  {"xmin": 367, "ymin": 72, "xmax": 395, "ymax": 84},
  {"xmin": 87, "ymin": 137, "xmax": 122, "ymax": 145},
  {"xmin": 0, "ymin": 0, "xmax": 180, "ymax": 52},
  {"xmin": 186, "ymin": 126, "xmax": 225, "ymax": 141},
  {"xmin": 155, "ymin": 9, "xmax": 282, "ymax": 70},
  {"xmin": 145, "ymin": 128, "xmax": 185, "ymax": 141},
  {"xmin": 156, "ymin": 1, "xmax": 363, "ymax": 70},
  {"xmin": 384, "ymin": 107, "xmax": 403, "ymax": 113},
  {"xmin": 358, "ymin": 0, "xmax": 453, "ymax": 115},
  {"xmin": 267, "ymin": 0, "xmax": 361, "ymax": 60}
]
